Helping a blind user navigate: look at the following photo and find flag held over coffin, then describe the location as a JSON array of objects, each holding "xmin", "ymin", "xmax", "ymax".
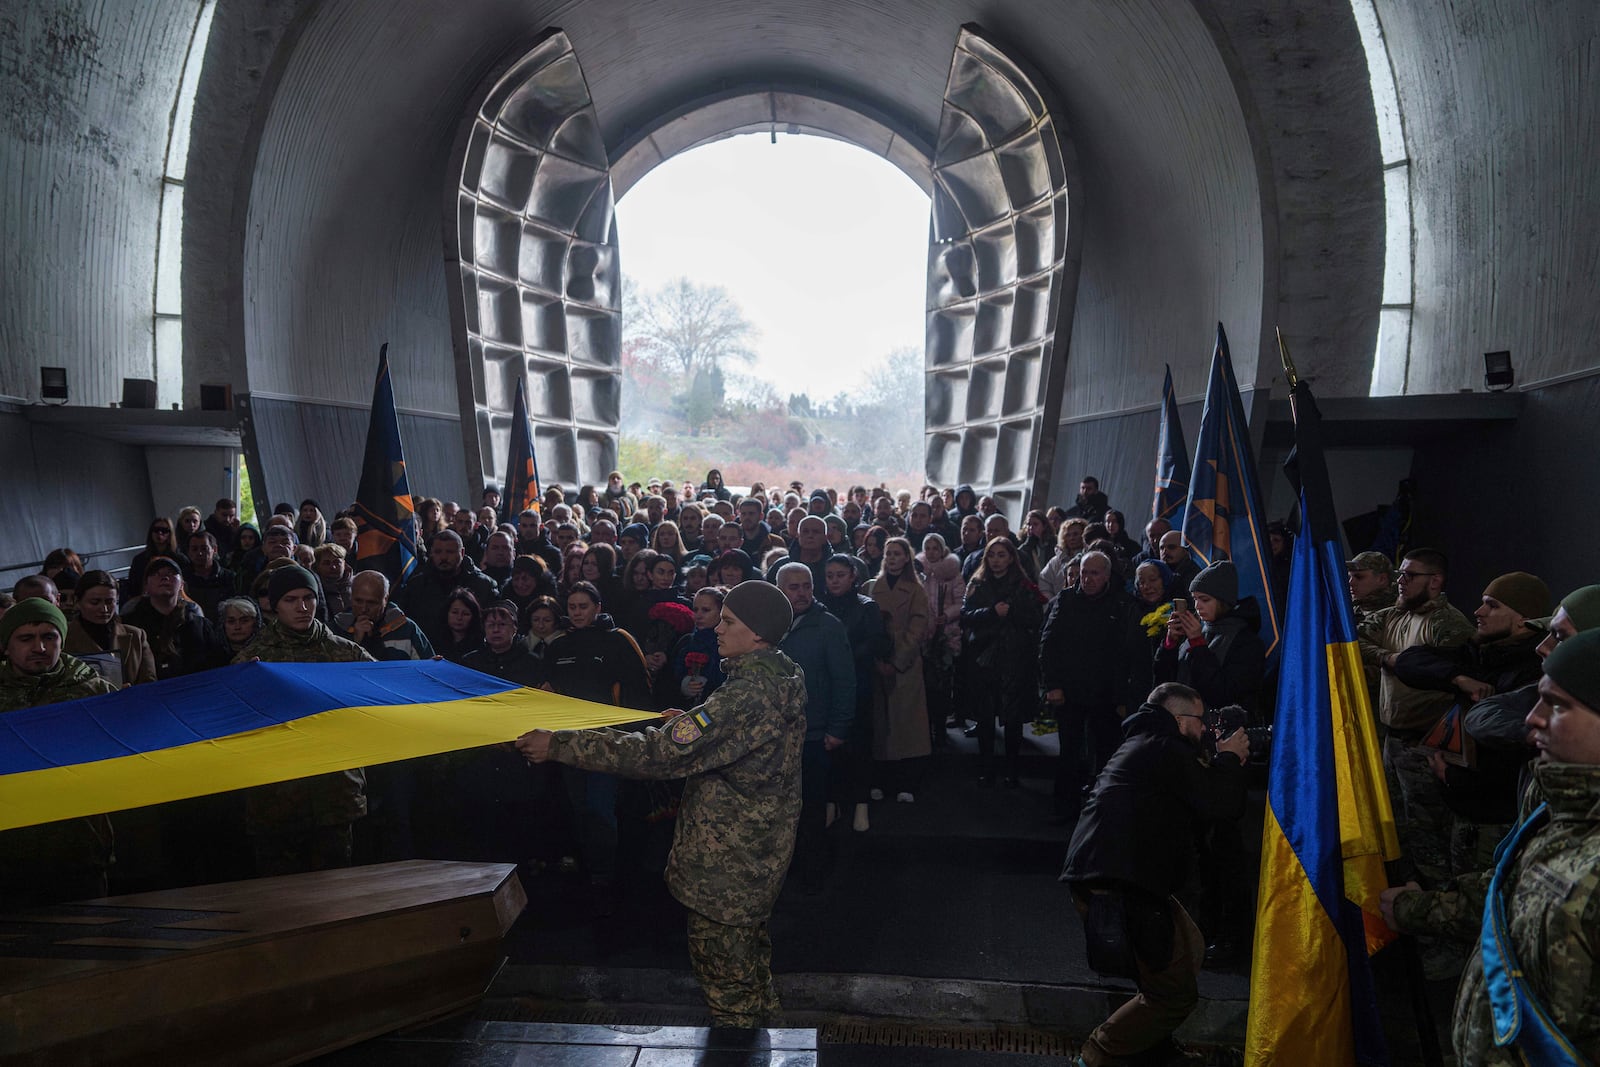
[
  {"xmin": 1152, "ymin": 363, "xmax": 1190, "ymax": 529},
  {"xmin": 0, "ymin": 660, "xmax": 645, "ymax": 831},
  {"xmin": 1245, "ymin": 372, "xmax": 1400, "ymax": 1066},
  {"xmin": 1182, "ymin": 323, "xmax": 1282, "ymax": 665},
  {"xmin": 352, "ymin": 343, "xmax": 419, "ymax": 583}
]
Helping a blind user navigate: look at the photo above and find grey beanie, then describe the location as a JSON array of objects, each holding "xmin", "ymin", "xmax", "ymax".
[
  {"xmin": 723, "ymin": 579, "xmax": 794, "ymax": 647},
  {"xmin": 1190, "ymin": 560, "xmax": 1239, "ymax": 607}
]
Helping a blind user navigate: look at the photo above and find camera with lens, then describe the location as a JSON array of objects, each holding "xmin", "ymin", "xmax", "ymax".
[{"xmin": 1201, "ymin": 704, "xmax": 1273, "ymax": 765}]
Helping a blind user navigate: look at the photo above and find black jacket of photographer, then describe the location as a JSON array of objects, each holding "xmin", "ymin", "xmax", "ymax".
[{"xmin": 1060, "ymin": 704, "xmax": 1247, "ymax": 898}]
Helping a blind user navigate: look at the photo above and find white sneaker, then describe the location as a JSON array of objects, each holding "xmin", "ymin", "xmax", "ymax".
[
  {"xmin": 896, "ymin": 792, "xmax": 915, "ymax": 803},
  {"xmin": 852, "ymin": 803, "xmax": 870, "ymax": 832},
  {"xmin": 869, "ymin": 788, "xmax": 885, "ymax": 801}
]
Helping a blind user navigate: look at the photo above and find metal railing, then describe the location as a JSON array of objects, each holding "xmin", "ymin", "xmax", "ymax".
[{"xmin": 1, "ymin": 545, "xmax": 145, "ymax": 586}]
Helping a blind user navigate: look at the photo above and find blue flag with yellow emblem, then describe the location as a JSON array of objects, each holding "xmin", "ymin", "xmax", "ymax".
[
  {"xmin": 503, "ymin": 375, "xmax": 543, "ymax": 517},
  {"xmin": 1182, "ymin": 323, "xmax": 1282, "ymax": 665},
  {"xmin": 352, "ymin": 343, "xmax": 419, "ymax": 583}
]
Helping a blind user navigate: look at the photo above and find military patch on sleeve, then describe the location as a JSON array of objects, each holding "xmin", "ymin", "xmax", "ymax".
[
  {"xmin": 670, "ymin": 716, "xmax": 703, "ymax": 745},
  {"xmin": 1524, "ymin": 862, "xmax": 1576, "ymax": 903},
  {"xmin": 691, "ymin": 709, "xmax": 713, "ymax": 730}
]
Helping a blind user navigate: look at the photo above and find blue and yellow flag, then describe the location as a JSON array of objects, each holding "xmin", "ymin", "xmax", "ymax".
[
  {"xmin": 503, "ymin": 375, "xmax": 543, "ymax": 517},
  {"xmin": 1182, "ymin": 324, "xmax": 1282, "ymax": 664},
  {"xmin": 1246, "ymin": 371, "xmax": 1400, "ymax": 1065},
  {"xmin": 1151, "ymin": 364, "xmax": 1190, "ymax": 529},
  {"xmin": 0, "ymin": 660, "xmax": 642, "ymax": 831},
  {"xmin": 352, "ymin": 343, "xmax": 420, "ymax": 583}
]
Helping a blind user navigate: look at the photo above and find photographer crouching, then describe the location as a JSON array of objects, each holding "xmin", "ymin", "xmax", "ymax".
[{"xmin": 1060, "ymin": 683, "xmax": 1249, "ymax": 1067}]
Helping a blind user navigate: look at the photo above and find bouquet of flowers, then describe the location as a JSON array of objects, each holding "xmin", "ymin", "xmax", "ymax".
[
  {"xmin": 1140, "ymin": 602, "xmax": 1174, "ymax": 638},
  {"xmin": 684, "ymin": 651, "xmax": 710, "ymax": 680}
]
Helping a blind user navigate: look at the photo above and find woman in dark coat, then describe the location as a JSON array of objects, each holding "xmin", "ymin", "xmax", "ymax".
[
  {"xmin": 437, "ymin": 588, "xmax": 485, "ymax": 664},
  {"xmin": 541, "ymin": 581, "xmax": 654, "ymax": 892},
  {"xmin": 960, "ymin": 536, "xmax": 1046, "ymax": 786}
]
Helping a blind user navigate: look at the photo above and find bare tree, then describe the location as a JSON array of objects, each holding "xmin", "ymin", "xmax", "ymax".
[{"xmin": 626, "ymin": 277, "xmax": 759, "ymax": 380}]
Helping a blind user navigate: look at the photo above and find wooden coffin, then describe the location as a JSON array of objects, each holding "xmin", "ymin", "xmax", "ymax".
[{"xmin": 0, "ymin": 860, "xmax": 527, "ymax": 1066}]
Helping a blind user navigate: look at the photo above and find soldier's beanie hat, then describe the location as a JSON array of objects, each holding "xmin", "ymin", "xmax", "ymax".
[
  {"xmin": 0, "ymin": 597, "xmax": 69, "ymax": 648},
  {"xmin": 1483, "ymin": 572, "xmax": 1551, "ymax": 622},
  {"xmin": 266, "ymin": 564, "xmax": 317, "ymax": 608},
  {"xmin": 723, "ymin": 580, "xmax": 794, "ymax": 647},
  {"xmin": 1542, "ymin": 629, "xmax": 1600, "ymax": 715},
  {"xmin": 1189, "ymin": 560, "xmax": 1238, "ymax": 607},
  {"xmin": 1542, "ymin": 584, "xmax": 1600, "ymax": 634}
]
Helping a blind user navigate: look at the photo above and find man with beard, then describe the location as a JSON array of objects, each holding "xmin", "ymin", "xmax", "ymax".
[
  {"xmin": 737, "ymin": 497, "xmax": 774, "ymax": 560},
  {"xmin": 1039, "ymin": 551, "xmax": 1142, "ymax": 819},
  {"xmin": 1357, "ymin": 548, "xmax": 1476, "ymax": 942},
  {"xmin": 394, "ymin": 530, "xmax": 500, "ymax": 649},
  {"xmin": 1068, "ymin": 475, "xmax": 1110, "ymax": 522},
  {"xmin": 1157, "ymin": 529, "xmax": 1200, "ymax": 594}
]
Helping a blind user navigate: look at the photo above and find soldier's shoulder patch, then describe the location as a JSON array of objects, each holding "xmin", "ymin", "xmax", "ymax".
[
  {"xmin": 670, "ymin": 716, "xmax": 703, "ymax": 745},
  {"xmin": 1524, "ymin": 861, "xmax": 1576, "ymax": 903}
]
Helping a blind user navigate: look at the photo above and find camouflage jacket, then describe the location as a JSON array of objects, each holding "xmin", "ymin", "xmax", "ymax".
[
  {"xmin": 1357, "ymin": 595, "xmax": 1476, "ymax": 733},
  {"xmin": 234, "ymin": 619, "xmax": 375, "ymax": 832},
  {"xmin": 0, "ymin": 656, "xmax": 119, "ymax": 877},
  {"xmin": 550, "ymin": 647, "xmax": 808, "ymax": 925},
  {"xmin": 1394, "ymin": 761, "xmax": 1600, "ymax": 1065}
]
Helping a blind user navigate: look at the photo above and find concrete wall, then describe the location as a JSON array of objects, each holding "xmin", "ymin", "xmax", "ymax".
[
  {"xmin": 0, "ymin": 0, "xmax": 201, "ymax": 406},
  {"xmin": 1378, "ymin": 0, "xmax": 1600, "ymax": 393}
]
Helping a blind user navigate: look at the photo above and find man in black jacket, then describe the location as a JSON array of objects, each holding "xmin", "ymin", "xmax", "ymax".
[
  {"xmin": 395, "ymin": 530, "xmax": 500, "ymax": 649},
  {"xmin": 1061, "ymin": 682, "xmax": 1249, "ymax": 1067},
  {"xmin": 514, "ymin": 509, "xmax": 563, "ymax": 574},
  {"xmin": 1039, "ymin": 551, "xmax": 1141, "ymax": 817}
]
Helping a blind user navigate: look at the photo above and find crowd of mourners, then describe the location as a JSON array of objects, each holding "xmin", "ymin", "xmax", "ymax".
[{"xmin": 2, "ymin": 465, "xmax": 1593, "ymax": 1003}]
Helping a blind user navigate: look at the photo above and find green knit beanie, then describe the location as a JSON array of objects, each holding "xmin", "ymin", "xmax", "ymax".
[
  {"xmin": 1543, "ymin": 629, "xmax": 1600, "ymax": 715},
  {"xmin": 0, "ymin": 597, "xmax": 69, "ymax": 650}
]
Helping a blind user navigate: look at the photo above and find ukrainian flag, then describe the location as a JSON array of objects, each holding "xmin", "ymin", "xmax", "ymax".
[
  {"xmin": 503, "ymin": 376, "xmax": 543, "ymax": 517},
  {"xmin": 0, "ymin": 660, "xmax": 642, "ymax": 831},
  {"xmin": 1182, "ymin": 323, "xmax": 1283, "ymax": 665},
  {"xmin": 1245, "ymin": 372, "xmax": 1399, "ymax": 1065},
  {"xmin": 1152, "ymin": 364, "xmax": 1190, "ymax": 528},
  {"xmin": 352, "ymin": 343, "xmax": 420, "ymax": 583}
]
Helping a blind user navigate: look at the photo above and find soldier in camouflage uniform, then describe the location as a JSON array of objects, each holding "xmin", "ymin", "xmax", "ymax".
[
  {"xmin": 519, "ymin": 580, "xmax": 807, "ymax": 1028},
  {"xmin": 234, "ymin": 565, "xmax": 374, "ymax": 876},
  {"xmin": 0, "ymin": 598, "xmax": 120, "ymax": 906},
  {"xmin": 1347, "ymin": 551, "xmax": 1396, "ymax": 705},
  {"xmin": 1357, "ymin": 549, "xmax": 1477, "ymax": 888},
  {"xmin": 1382, "ymin": 629, "xmax": 1600, "ymax": 1065}
]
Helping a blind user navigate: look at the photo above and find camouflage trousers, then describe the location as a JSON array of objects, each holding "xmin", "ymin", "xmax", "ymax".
[
  {"xmin": 1383, "ymin": 736, "xmax": 1453, "ymax": 887},
  {"xmin": 1383, "ymin": 736, "xmax": 1465, "ymax": 979},
  {"xmin": 686, "ymin": 910, "xmax": 780, "ymax": 1027}
]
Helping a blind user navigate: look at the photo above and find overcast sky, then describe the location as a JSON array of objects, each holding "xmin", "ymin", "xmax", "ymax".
[{"xmin": 615, "ymin": 133, "xmax": 930, "ymax": 400}]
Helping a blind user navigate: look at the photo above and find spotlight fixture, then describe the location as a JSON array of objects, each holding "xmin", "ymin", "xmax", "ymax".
[
  {"xmin": 1483, "ymin": 350, "xmax": 1514, "ymax": 392},
  {"xmin": 40, "ymin": 366, "xmax": 68, "ymax": 403}
]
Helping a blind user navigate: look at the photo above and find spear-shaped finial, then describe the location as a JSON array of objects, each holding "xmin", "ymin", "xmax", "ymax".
[{"xmin": 1276, "ymin": 327, "xmax": 1299, "ymax": 387}]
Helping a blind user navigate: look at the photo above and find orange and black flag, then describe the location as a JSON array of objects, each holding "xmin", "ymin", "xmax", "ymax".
[
  {"xmin": 503, "ymin": 376, "xmax": 542, "ymax": 517},
  {"xmin": 352, "ymin": 343, "xmax": 418, "ymax": 583},
  {"xmin": 1246, "ymin": 347, "xmax": 1399, "ymax": 1065}
]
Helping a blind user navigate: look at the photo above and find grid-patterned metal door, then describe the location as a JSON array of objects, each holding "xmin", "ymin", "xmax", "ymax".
[
  {"xmin": 445, "ymin": 29, "xmax": 620, "ymax": 496},
  {"xmin": 925, "ymin": 24, "xmax": 1080, "ymax": 518}
]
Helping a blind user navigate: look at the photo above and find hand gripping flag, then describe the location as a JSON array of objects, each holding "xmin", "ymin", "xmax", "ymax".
[
  {"xmin": 0, "ymin": 660, "xmax": 647, "ymax": 831},
  {"xmin": 1182, "ymin": 323, "xmax": 1283, "ymax": 665},
  {"xmin": 1152, "ymin": 364, "xmax": 1190, "ymax": 529},
  {"xmin": 503, "ymin": 375, "xmax": 543, "ymax": 517},
  {"xmin": 352, "ymin": 343, "xmax": 420, "ymax": 584},
  {"xmin": 1245, "ymin": 348, "xmax": 1400, "ymax": 1065}
]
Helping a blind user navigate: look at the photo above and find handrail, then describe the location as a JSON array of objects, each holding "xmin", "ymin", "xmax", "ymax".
[{"xmin": 1, "ymin": 544, "xmax": 146, "ymax": 578}]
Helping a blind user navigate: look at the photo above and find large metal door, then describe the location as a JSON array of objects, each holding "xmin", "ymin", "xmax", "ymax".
[
  {"xmin": 925, "ymin": 25, "xmax": 1080, "ymax": 517},
  {"xmin": 445, "ymin": 29, "xmax": 620, "ymax": 496}
]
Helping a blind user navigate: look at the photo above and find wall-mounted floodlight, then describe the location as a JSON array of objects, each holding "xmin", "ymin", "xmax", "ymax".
[{"xmin": 1484, "ymin": 350, "xmax": 1514, "ymax": 391}]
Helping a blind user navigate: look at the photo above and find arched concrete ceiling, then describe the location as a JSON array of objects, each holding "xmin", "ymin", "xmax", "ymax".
[{"xmin": 219, "ymin": 0, "xmax": 1266, "ymax": 430}]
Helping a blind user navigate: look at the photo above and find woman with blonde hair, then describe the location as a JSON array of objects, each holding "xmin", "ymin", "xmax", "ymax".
[
  {"xmin": 870, "ymin": 536, "xmax": 931, "ymax": 801},
  {"xmin": 650, "ymin": 520, "xmax": 685, "ymax": 565}
]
